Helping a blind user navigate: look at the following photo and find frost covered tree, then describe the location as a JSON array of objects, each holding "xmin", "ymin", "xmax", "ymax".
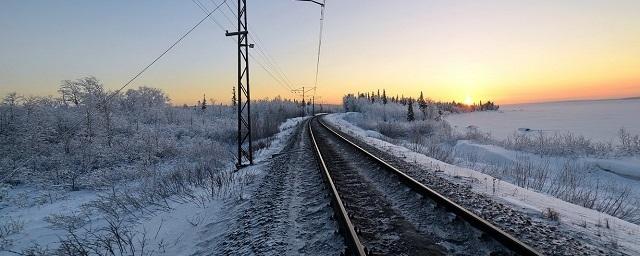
[
  {"xmin": 382, "ymin": 89, "xmax": 387, "ymax": 105},
  {"xmin": 418, "ymin": 91, "xmax": 428, "ymax": 120},
  {"xmin": 407, "ymin": 99, "xmax": 415, "ymax": 122},
  {"xmin": 1, "ymin": 92, "xmax": 21, "ymax": 134},
  {"xmin": 201, "ymin": 94, "xmax": 207, "ymax": 111}
]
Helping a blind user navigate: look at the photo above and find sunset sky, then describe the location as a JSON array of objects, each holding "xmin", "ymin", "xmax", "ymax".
[{"xmin": 1, "ymin": 0, "xmax": 639, "ymax": 105}]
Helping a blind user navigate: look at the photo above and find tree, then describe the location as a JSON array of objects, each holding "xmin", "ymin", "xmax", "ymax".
[
  {"xmin": 62, "ymin": 76, "xmax": 106, "ymax": 143},
  {"xmin": 231, "ymin": 87, "xmax": 237, "ymax": 106},
  {"xmin": 407, "ymin": 99, "xmax": 415, "ymax": 122},
  {"xmin": 382, "ymin": 89, "xmax": 387, "ymax": 105},
  {"xmin": 382, "ymin": 89, "xmax": 388, "ymax": 122},
  {"xmin": 1, "ymin": 93, "xmax": 21, "ymax": 134},
  {"xmin": 58, "ymin": 81, "xmax": 81, "ymax": 106},
  {"xmin": 418, "ymin": 91, "xmax": 428, "ymax": 120},
  {"xmin": 201, "ymin": 94, "xmax": 207, "ymax": 111}
]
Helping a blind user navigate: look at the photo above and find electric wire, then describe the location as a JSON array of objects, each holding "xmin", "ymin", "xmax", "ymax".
[
  {"xmin": 193, "ymin": 0, "xmax": 293, "ymax": 93},
  {"xmin": 207, "ymin": 0, "xmax": 295, "ymax": 91},
  {"xmin": 192, "ymin": 0, "xmax": 296, "ymax": 93},
  {"xmin": 223, "ymin": 0, "xmax": 296, "ymax": 90},
  {"xmin": 312, "ymin": 0, "xmax": 326, "ymax": 101}
]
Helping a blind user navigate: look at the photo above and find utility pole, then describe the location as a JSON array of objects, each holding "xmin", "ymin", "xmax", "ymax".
[
  {"xmin": 291, "ymin": 86, "xmax": 305, "ymax": 116},
  {"xmin": 312, "ymin": 94, "xmax": 315, "ymax": 115},
  {"xmin": 292, "ymin": 86, "xmax": 315, "ymax": 116},
  {"xmin": 226, "ymin": 0, "xmax": 254, "ymax": 167},
  {"xmin": 312, "ymin": 95, "xmax": 322, "ymax": 115}
]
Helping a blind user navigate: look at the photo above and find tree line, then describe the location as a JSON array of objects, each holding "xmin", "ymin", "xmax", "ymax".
[
  {"xmin": 0, "ymin": 76, "xmax": 305, "ymax": 191},
  {"xmin": 343, "ymin": 89, "xmax": 499, "ymax": 122}
]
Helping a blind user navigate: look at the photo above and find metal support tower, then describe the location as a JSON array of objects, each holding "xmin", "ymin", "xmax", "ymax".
[
  {"xmin": 226, "ymin": 0, "xmax": 254, "ymax": 167},
  {"xmin": 292, "ymin": 86, "xmax": 315, "ymax": 116}
]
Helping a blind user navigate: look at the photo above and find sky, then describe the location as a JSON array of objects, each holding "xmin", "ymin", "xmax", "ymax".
[{"xmin": 1, "ymin": 0, "xmax": 639, "ymax": 105}]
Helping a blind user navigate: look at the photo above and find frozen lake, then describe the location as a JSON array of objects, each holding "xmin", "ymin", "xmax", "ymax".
[{"xmin": 446, "ymin": 98, "xmax": 640, "ymax": 143}]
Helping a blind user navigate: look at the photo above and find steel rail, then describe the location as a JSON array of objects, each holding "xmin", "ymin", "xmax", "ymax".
[
  {"xmin": 316, "ymin": 117, "xmax": 542, "ymax": 256},
  {"xmin": 308, "ymin": 117, "xmax": 367, "ymax": 256}
]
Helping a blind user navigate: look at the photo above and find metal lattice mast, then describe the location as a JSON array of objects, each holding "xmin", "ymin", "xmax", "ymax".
[{"xmin": 226, "ymin": 0, "xmax": 254, "ymax": 167}]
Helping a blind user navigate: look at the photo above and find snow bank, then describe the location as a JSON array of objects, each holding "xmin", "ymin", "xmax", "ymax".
[
  {"xmin": 1, "ymin": 188, "xmax": 99, "ymax": 252},
  {"xmin": 454, "ymin": 140, "xmax": 521, "ymax": 166},
  {"xmin": 588, "ymin": 158, "xmax": 640, "ymax": 180},
  {"xmin": 254, "ymin": 116, "xmax": 309, "ymax": 161}
]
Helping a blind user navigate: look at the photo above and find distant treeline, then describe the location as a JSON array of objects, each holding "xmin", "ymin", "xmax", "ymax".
[{"xmin": 343, "ymin": 89, "xmax": 499, "ymax": 119}]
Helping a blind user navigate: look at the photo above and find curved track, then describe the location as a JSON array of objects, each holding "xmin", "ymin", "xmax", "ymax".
[{"xmin": 309, "ymin": 116, "xmax": 541, "ymax": 255}]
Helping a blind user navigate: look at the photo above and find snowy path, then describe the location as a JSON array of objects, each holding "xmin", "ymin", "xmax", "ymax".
[{"xmin": 196, "ymin": 120, "xmax": 344, "ymax": 255}]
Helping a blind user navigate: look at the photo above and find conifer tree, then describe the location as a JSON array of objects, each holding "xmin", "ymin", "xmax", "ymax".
[
  {"xmin": 201, "ymin": 94, "xmax": 207, "ymax": 110},
  {"xmin": 231, "ymin": 87, "xmax": 237, "ymax": 106},
  {"xmin": 418, "ymin": 91, "xmax": 427, "ymax": 120},
  {"xmin": 382, "ymin": 89, "xmax": 387, "ymax": 104},
  {"xmin": 407, "ymin": 99, "xmax": 415, "ymax": 122}
]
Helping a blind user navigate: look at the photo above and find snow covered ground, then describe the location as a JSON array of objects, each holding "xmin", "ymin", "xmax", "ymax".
[
  {"xmin": 326, "ymin": 112, "xmax": 640, "ymax": 255},
  {"xmin": 444, "ymin": 99, "xmax": 640, "ymax": 219},
  {"xmin": 446, "ymin": 98, "xmax": 640, "ymax": 143},
  {"xmin": 128, "ymin": 117, "xmax": 313, "ymax": 256},
  {"xmin": 0, "ymin": 116, "xmax": 312, "ymax": 255}
]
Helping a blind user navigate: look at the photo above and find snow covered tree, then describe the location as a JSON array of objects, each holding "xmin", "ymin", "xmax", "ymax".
[
  {"xmin": 201, "ymin": 94, "xmax": 207, "ymax": 111},
  {"xmin": 382, "ymin": 89, "xmax": 387, "ymax": 105},
  {"xmin": 58, "ymin": 81, "xmax": 81, "ymax": 106},
  {"xmin": 407, "ymin": 99, "xmax": 415, "ymax": 122},
  {"xmin": 418, "ymin": 91, "xmax": 428, "ymax": 120}
]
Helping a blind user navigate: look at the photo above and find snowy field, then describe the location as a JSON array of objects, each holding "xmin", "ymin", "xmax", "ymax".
[
  {"xmin": 446, "ymin": 98, "xmax": 640, "ymax": 143},
  {"xmin": 444, "ymin": 99, "xmax": 640, "ymax": 211}
]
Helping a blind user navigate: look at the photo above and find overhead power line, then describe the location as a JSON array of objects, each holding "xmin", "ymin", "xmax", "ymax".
[
  {"xmin": 192, "ymin": 0, "xmax": 296, "ymax": 93},
  {"xmin": 296, "ymin": 0, "xmax": 327, "ymax": 115},
  {"xmin": 223, "ymin": 0, "xmax": 295, "ymax": 89},
  {"xmin": 314, "ymin": 0, "xmax": 326, "ymax": 89},
  {"xmin": 110, "ymin": 0, "xmax": 227, "ymax": 101},
  {"xmin": 193, "ymin": 0, "xmax": 293, "ymax": 92}
]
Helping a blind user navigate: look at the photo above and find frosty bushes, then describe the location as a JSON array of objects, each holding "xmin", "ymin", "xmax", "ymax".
[
  {"xmin": 500, "ymin": 131, "xmax": 612, "ymax": 157},
  {"xmin": 618, "ymin": 128, "xmax": 640, "ymax": 155},
  {"xmin": 34, "ymin": 161, "xmax": 256, "ymax": 255},
  {"xmin": 0, "ymin": 77, "xmax": 302, "ymax": 191},
  {"xmin": 496, "ymin": 128, "xmax": 640, "ymax": 158},
  {"xmin": 0, "ymin": 77, "xmax": 306, "ymax": 253},
  {"xmin": 472, "ymin": 155, "xmax": 640, "ymax": 223},
  {"xmin": 0, "ymin": 217, "xmax": 24, "ymax": 250}
]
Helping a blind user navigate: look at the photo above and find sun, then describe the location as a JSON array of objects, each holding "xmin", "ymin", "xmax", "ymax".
[{"xmin": 464, "ymin": 95, "xmax": 473, "ymax": 105}]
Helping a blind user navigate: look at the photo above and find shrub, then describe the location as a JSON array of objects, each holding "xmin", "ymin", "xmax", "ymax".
[{"xmin": 543, "ymin": 208, "xmax": 560, "ymax": 221}]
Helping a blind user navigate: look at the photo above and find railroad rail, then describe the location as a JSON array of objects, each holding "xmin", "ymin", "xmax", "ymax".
[{"xmin": 308, "ymin": 115, "xmax": 541, "ymax": 256}]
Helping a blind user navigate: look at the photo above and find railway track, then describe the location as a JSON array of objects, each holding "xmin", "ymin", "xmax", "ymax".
[{"xmin": 308, "ymin": 116, "xmax": 541, "ymax": 256}]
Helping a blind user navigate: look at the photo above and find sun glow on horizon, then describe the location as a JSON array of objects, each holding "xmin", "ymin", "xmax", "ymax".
[{"xmin": 464, "ymin": 95, "xmax": 473, "ymax": 105}]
